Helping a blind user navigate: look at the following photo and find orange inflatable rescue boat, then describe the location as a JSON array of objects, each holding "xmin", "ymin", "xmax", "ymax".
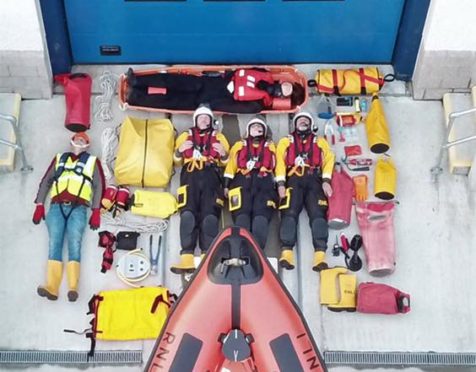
[{"xmin": 146, "ymin": 227, "xmax": 327, "ymax": 371}]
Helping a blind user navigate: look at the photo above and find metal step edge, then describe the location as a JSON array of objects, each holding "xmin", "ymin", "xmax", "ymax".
[
  {"xmin": 442, "ymin": 92, "xmax": 475, "ymax": 174},
  {"xmin": 0, "ymin": 350, "xmax": 142, "ymax": 365},
  {"xmin": 325, "ymin": 351, "xmax": 476, "ymax": 366}
]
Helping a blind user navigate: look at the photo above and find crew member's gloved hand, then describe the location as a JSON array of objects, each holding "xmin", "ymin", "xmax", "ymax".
[
  {"xmin": 212, "ymin": 142, "xmax": 226, "ymax": 157},
  {"xmin": 278, "ymin": 185, "xmax": 286, "ymax": 200},
  {"xmin": 353, "ymin": 175, "xmax": 368, "ymax": 202},
  {"xmin": 178, "ymin": 140, "xmax": 193, "ymax": 153},
  {"xmin": 224, "ymin": 188, "xmax": 229, "ymax": 198},
  {"xmin": 32, "ymin": 203, "xmax": 45, "ymax": 225},
  {"xmin": 89, "ymin": 208, "xmax": 101, "ymax": 230},
  {"xmin": 322, "ymin": 179, "xmax": 333, "ymax": 198}
]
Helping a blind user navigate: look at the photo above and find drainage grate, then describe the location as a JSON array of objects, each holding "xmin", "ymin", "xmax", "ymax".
[
  {"xmin": 0, "ymin": 350, "xmax": 142, "ymax": 365},
  {"xmin": 325, "ymin": 351, "xmax": 476, "ymax": 366}
]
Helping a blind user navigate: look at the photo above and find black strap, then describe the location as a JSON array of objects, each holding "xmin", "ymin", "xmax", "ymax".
[{"xmin": 86, "ymin": 332, "xmax": 96, "ymax": 359}]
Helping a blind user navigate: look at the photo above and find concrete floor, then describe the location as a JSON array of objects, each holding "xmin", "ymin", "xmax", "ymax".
[{"xmin": 1, "ymin": 65, "xmax": 476, "ymax": 371}]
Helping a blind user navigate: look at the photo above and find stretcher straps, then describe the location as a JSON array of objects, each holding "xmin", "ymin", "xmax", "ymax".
[
  {"xmin": 332, "ymin": 69, "xmax": 339, "ymax": 95},
  {"xmin": 86, "ymin": 332, "xmax": 96, "ymax": 359},
  {"xmin": 87, "ymin": 295, "xmax": 103, "ymax": 315}
]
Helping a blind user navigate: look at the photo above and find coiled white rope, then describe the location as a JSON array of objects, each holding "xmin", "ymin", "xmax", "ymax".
[
  {"xmin": 94, "ymin": 71, "xmax": 118, "ymax": 124},
  {"xmin": 100, "ymin": 126, "xmax": 120, "ymax": 184},
  {"xmin": 102, "ymin": 211, "xmax": 169, "ymax": 233}
]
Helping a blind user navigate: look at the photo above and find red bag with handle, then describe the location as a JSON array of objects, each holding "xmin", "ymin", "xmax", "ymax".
[
  {"xmin": 55, "ymin": 73, "xmax": 92, "ymax": 132},
  {"xmin": 357, "ymin": 282, "xmax": 410, "ymax": 314},
  {"xmin": 327, "ymin": 163, "xmax": 354, "ymax": 229}
]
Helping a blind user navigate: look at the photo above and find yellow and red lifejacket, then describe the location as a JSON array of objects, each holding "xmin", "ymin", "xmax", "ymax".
[
  {"xmin": 182, "ymin": 127, "xmax": 221, "ymax": 161},
  {"xmin": 232, "ymin": 69, "xmax": 274, "ymax": 107},
  {"xmin": 236, "ymin": 138, "xmax": 274, "ymax": 175},
  {"xmin": 285, "ymin": 133, "xmax": 322, "ymax": 169}
]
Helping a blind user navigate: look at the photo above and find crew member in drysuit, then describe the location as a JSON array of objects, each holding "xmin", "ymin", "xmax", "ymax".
[
  {"xmin": 276, "ymin": 111, "xmax": 335, "ymax": 271},
  {"xmin": 32, "ymin": 132, "xmax": 105, "ymax": 301},
  {"xmin": 171, "ymin": 106, "xmax": 230, "ymax": 274},
  {"xmin": 126, "ymin": 68, "xmax": 304, "ymax": 113},
  {"xmin": 223, "ymin": 117, "xmax": 277, "ymax": 249}
]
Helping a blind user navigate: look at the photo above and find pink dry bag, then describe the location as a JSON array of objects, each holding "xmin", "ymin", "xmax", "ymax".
[
  {"xmin": 357, "ymin": 282, "xmax": 410, "ymax": 314},
  {"xmin": 55, "ymin": 73, "xmax": 92, "ymax": 132},
  {"xmin": 327, "ymin": 164, "xmax": 354, "ymax": 230},
  {"xmin": 356, "ymin": 202, "xmax": 396, "ymax": 276}
]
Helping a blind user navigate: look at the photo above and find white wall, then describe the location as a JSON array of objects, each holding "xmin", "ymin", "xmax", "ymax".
[
  {"xmin": 0, "ymin": 0, "xmax": 52, "ymax": 99},
  {"xmin": 413, "ymin": 0, "xmax": 476, "ymax": 100}
]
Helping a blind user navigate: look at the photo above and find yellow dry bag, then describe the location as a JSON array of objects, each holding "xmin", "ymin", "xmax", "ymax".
[
  {"xmin": 131, "ymin": 190, "xmax": 178, "ymax": 218},
  {"xmin": 374, "ymin": 157, "xmax": 397, "ymax": 200},
  {"xmin": 115, "ymin": 117, "xmax": 174, "ymax": 187},
  {"xmin": 365, "ymin": 95, "xmax": 391, "ymax": 153},
  {"xmin": 312, "ymin": 67, "xmax": 390, "ymax": 95}
]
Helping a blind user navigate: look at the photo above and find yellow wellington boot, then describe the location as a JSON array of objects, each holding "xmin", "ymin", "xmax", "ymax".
[
  {"xmin": 279, "ymin": 249, "xmax": 295, "ymax": 270},
  {"xmin": 320, "ymin": 267, "xmax": 348, "ymax": 305},
  {"xmin": 37, "ymin": 260, "xmax": 63, "ymax": 301},
  {"xmin": 67, "ymin": 261, "xmax": 81, "ymax": 302},
  {"xmin": 328, "ymin": 274, "xmax": 357, "ymax": 312},
  {"xmin": 312, "ymin": 251, "xmax": 328, "ymax": 272},
  {"xmin": 170, "ymin": 254, "xmax": 196, "ymax": 274}
]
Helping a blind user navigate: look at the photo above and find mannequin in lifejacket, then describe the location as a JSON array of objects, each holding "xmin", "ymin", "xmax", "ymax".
[
  {"xmin": 126, "ymin": 68, "xmax": 305, "ymax": 113},
  {"xmin": 275, "ymin": 111, "xmax": 335, "ymax": 272},
  {"xmin": 223, "ymin": 117, "xmax": 277, "ymax": 249},
  {"xmin": 171, "ymin": 105, "xmax": 230, "ymax": 274},
  {"xmin": 32, "ymin": 132, "xmax": 105, "ymax": 302}
]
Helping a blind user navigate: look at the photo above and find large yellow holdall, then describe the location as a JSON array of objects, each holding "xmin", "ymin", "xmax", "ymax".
[
  {"xmin": 311, "ymin": 67, "xmax": 391, "ymax": 95},
  {"xmin": 115, "ymin": 117, "xmax": 174, "ymax": 187},
  {"xmin": 69, "ymin": 287, "xmax": 176, "ymax": 357}
]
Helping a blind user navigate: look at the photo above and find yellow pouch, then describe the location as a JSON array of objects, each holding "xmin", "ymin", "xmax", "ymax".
[
  {"xmin": 278, "ymin": 187, "xmax": 292, "ymax": 210},
  {"xmin": 177, "ymin": 185, "xmax": 188, "ymax": 209},
  {"xmin": 228, "ymin": 187, "xmax": 242, "ymax": 212},
  {"xmin": 131, "ymin": 190, "xmax": 178, "ymax": 218},
  {"xmin": 92, "ymin": 287, "xmax": 174, "ymax": 341},
  {"xmin": 320, "ymin": 267, "xmax": 348, "ymax": 305},
  {"xmin": 366, "ymin": 95, "xmax": 391, "ymax": 153},
  {"xmin": 374, "ymin": 157, "xmax": 397, "ymax": 200}
]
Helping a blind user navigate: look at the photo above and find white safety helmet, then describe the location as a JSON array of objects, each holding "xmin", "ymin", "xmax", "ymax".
[
  {"xmin": 292, "ymin": 111, "xmax": 317, "ymax": 134},
  {"xmin": 193, "ymin": 105, "xmax": 214, "ymax": 128},
  {"xmin": 245, "ymin": 117, "xmax": 268, "ymax": 138}
]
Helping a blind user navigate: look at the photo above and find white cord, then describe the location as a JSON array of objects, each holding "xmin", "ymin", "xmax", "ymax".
[
  {"xmin": 102, "ymin": 211, "xmax": 169, "ymax": 233},
  {"xmin": 116, "ymin": 249, "xmax": 151, "ymax": 288},
  {"xmin": 94, "ymin": 71, "xmax": 118, "ymax": 124},
  {"xmin": 100, "ymin": 126, "xmax": 120, "ymax": 184}
]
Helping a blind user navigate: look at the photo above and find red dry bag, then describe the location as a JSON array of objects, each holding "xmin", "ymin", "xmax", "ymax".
[
  {"xmin": 357, "ymin": 282, "xmax": 410, "ymax": 314},
  {"xmin": 55, "ymin": 73, "xmax": 92, "ymax": 132},
  {"xmin": 327, "ymin": 164, "xmax": 354, "ymax": 229}
]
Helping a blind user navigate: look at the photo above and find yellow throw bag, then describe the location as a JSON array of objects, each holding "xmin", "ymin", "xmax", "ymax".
[
  {"xmin": 374, "ymin": 157, "xmax": 397, "ymax": 200},
  {"xmin": 131, "ymin": 190, "xmax": 178, "ymax": 218},
  {"xmin": 91, "ymin": 287, "xmax": 174, "ymax": 341},
  {"xmin": 314, "ymin": 67, "xmax": 385, "ymax": 95},
  {"xmin": 365, "ymin": 95, "xmax": 391, "ymax": 153},
  {"xmin": 115, "ymin": 117, "xmax": 174, "ymax": 187}
]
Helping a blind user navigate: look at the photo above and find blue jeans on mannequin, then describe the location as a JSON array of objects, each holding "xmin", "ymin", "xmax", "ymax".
[{"xmin": 46, "ymin": 204, "xmax": 87, "ymax": 262}]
